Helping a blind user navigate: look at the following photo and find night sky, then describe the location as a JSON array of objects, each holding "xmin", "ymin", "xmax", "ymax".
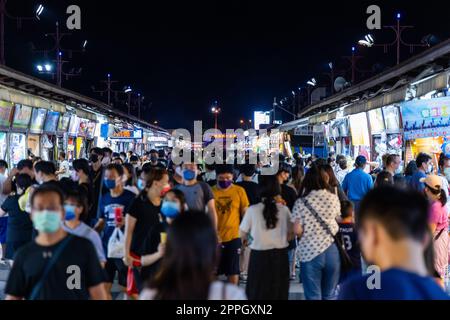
[{"xmin": 5, "ymin": 0, "xmax": 450, "ymax": 130}]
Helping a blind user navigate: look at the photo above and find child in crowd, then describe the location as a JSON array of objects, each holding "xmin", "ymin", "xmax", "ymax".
[{"xmin": 338, "ymin": 201, "xmax": 361, "ymax": 282}]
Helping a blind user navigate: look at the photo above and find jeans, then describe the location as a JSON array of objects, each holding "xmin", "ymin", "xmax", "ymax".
[{"xmin": 300, "ymin": 243, "xmax": 341, "ymax": 300}]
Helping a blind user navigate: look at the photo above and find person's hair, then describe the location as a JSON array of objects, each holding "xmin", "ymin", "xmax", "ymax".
[
  {"xmin": 405, "ymin": 160, "xmax": 418, "ymax": 177},
  {"xmin": 0, "ymin": 160, "xmax": 8, "ymax": 170},
  {"xmin": 166, "ymin": 189, "xmax": 186, "ymax": 214},
  {"xmin": 340, "ymin": 200, "xmax": 354, "ymax": 219},
  {"xmin": 336, "ymin": 154, "xmax": 345, "ymax": 163},
  {"xmin": 381, "ymin": 154, "xmax": 389, "ymax": 169},
  {"xmin": 240, "ymin": 164, "xmax": 256, "ymax": 177},
  {"xmin": 150, "ymin": 149, "xmax": 158, "ymax": 155},
  {"xmin": 215, "ymin": 164, "xmax": 234, "ymax": 175},
  {"xmin": 416, "ymin": 153, "xmax": 432, "ymax": 168},
  {"xmin": 105, "ymin": 163, "xmax": 124, "ymax": 176},
  {"xmin": 65, "ymin": 187, "xmax": 89, "ymax": 220},
  {"xmin": 130, "ymin": 155, "xmax": 139, "ymax": 162},
  {"xmin": 358, "ymin": 187, "xmax": 430, "ymax": 242},
  {"xmin": 291, "ymin": 165, "xmax": 304, "ymax": 194},
  {"xmin": 16, "ymin": 173, "xmax": 33, "ymax": 192},
  {"xmin": 34, "ymin": 161, "xmax": 56, "ymax": 175},
  {"xmin": 17, "ymin": 159, "xmax": 33, "ymax": 171},
  {"xmin": 72, "ymin": 159, "xmax": 90, "ymax": 176},
  {"xmin": 299, "ymin": 164, "xmax": 329, "ymax": 197},
  {"xmin": 102, "ymin": 147, "xmax": 113, "ymax": 156},
  {"xmin": 148, "ymin": 211, "xmax": 218, "ymax": 300},
  {"xmin": 327, "ymin": 157, "xmax": 335, "ymax": 165},
  {"xmin": 158, "ymin": 150, "xmax": 166, "ymax": 158},
  {"xmin": 123, "ymin": 163, "xmax": 137, "ymax": 186},
  {"xmin": 386, "ymin": 154, "xmax": 399, "ymax": 167},
  {"xmin": 338, "ymin": 158, "xmax": 347, "ymax": 170},
  {"xmin": 314, "ymin": 158, "xmax": 328, "ymax": 167},
  {"xmin": 145, "ymin": 168, "xmax": 168, "ymax": 189},
  {"xmin": 374, "ymin": 171, "xmax": 394, "ymax": 188},
  {"xmin": 424, "ymin": 183, "xmax": 448, "ymax": 207},
  {"xmin": 438, "ymin": 153, "xmax": 450, "ymax": 172},
  {"xmin": 90, "ymin": 147, "xmax": 104, "ymax": 157},
  {"xmin": 59, "ymin": 151, "xmax": 66, "ymax": 159},
  {"xmin": 120, "ymin": 152, "xmax": 127, "ymax": 158},
  {"xmin": 319, "ymin": 164, "xmax": 339, "ymax": 188},
  {"xmin": 260, "ymin": 175, "xmax": 281, "ymax": 229},
  {"xmin": 112, "ymin": 152, "xmax": 120, "ymax": 158},
  {"xmin": 31, "ymin": 184, "xmax": 64, "ymax": 207}
]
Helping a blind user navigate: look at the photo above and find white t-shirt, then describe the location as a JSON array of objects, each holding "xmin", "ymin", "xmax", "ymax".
[
  {"xmin": 58, "ymin": 160, "xmax": 71, "ymax": 180},
  {"xmin": 240, "ymin": 203, "xmax": 291, "ymax": 251},
  {"xmin": 292, "ymin": 189, "xmax": 341, "ymax": 262},
  {"xmin": 140, "ymin": 281, "xmax": 247, "ymax": 300},
  {"xmin": 0, "ymin": 173, "xmax": 7, "ymax": 206}
]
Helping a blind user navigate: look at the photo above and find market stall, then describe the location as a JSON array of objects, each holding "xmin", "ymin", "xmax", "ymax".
[{"xmin": 27, "ymin": 107, "xmax": 47, "ymax": 159}]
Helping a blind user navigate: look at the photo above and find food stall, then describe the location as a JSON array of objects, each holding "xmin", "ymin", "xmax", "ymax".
[
  {"xmin": 67, "ymin": 114, "xmax": 80, "ymax": 161},
  {"xmin": 0, "ymin": 101, "xmax": 13, "ymax": 163},
  {"xmin": 56, "ymin": 113, "xmax": 71, "ymax": 159},
  {"xmin": 76, "ymin": 118, "xmax": 90, "ymax": 159},
  {"xmin": 348, "ymin": 112, "xmax": 371, "ymax": 161},
  {"xmin": 401, "ymin": 96, "xmax": 450, "ymax": 170},
  {"xmin": 27, "ymin": 108, "xmax": 47, "ymax": 159},
  {"xmin": 42, "ymin": 110, "xmax": 60, "ymax": 161},
  {"xmin": 10, "ymin": 104, "xmax": 32, "ymax": 166}
]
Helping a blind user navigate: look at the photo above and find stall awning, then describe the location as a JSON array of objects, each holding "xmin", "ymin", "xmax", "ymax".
[
  {"xmin": 76, "ymin": 109, "xmax": 96, "ymax": 121},
  {"xmin": 278, "ymin": 118, "xmax": 309, "ymax": 131},
  {"xmin": 416, "ymin": 71, "xmax": 449, "ymax": 97}
]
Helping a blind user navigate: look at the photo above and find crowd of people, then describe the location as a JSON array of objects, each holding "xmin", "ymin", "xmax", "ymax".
[{"xmin": 0, "ymin": 146, "xmax": 448, "ymax": 300}]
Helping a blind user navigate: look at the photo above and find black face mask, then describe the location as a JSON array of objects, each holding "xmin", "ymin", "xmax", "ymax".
[{"xmin": 90, "ymin": 154, "xmax": 99, "ymax": 163}]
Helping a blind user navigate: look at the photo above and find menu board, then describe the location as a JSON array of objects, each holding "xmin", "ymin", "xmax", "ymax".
[
  {"xmin": 78, "ymin": 118, "xmax": 89, "ymax": 137},
  {"xmin": 0, "ymin": 100, "xmax": 14, "ymax": 128},
  {"xmin": 383, "ymin": 105, "xmax": 401, "ymax": 131},
  {"xmin": 68, "ymin": 114, "xmax": 80, "ymax": 136},
  {"xmin": 29, "ymin": 108, "xmax": 47, "ymax": 133},
  {"xmin": 44, "ymin": 111, "xmax": 60, "ymax": 133},
  {"xmin": 12, "ymin": 104, "xmax": 33, "ymax": 129},
  {"xmin": 58, "ymin": 113, "xmax": 71, "ymax": 132},
  {"xmin": 349, "ymin": 113, "xmax": 370, "ymax": 146},
  {"xmin": 368, "ymin": 109, "xmax": 385, "ymax": 134},
  {"xmin": 86, "ymin": 121, "xmax": 97, "ymax": 139}
]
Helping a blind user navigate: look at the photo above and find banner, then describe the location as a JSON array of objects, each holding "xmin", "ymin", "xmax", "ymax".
[{"xmin": 401, "ymin": 97, "xmax": 450, "ymax": 140}]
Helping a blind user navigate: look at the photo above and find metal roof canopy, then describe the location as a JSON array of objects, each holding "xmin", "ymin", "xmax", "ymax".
[
  {"xmin": 0, "ymin": 65, "xmax": 169, "ymax": 136},
  {"xmin": 299, "ymin": 38, "xmax": 450, "ymax": 118}
]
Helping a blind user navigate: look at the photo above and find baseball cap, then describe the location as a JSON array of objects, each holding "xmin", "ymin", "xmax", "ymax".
[
  {"xmin": 355, "ymin": 155, "xmax": 367, "ymax": 167},
  {"xmin": 420, "ymin": 175, "xmax": 443, "ymax": 191}
]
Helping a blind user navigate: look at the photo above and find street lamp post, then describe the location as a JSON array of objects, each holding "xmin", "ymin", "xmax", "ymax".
[
  {"xmin": 124, "ymin": 86, "xmax": 132, "ymax": 115},
  {"xmin": 211, "ymin": 106, "xmax": 221, "ymax": 130},
  {"xmin": 92, "ymin": 73, "xmax": 120, "ymax": 107}
]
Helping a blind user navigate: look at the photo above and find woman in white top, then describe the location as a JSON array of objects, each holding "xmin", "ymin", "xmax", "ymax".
[
  {"xmin": 240, "ymin": 175, "xmax": 293, "ymax": 300},
  {"xmin": 140, "ymin": 211, "xmax": 246, "ymax": 300},
  {"xmin": 292, "ymin": 164, "xmax": 341, "ymax": 300}
]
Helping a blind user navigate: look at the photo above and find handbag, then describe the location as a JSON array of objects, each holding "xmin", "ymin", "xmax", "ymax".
[
  {"xmin": 107, "ymin": 227, "xmax": 125, "ymax": 259},
  {"xmin": 301, "ymin": 199, "xmax": 354, "ymax": 273}
]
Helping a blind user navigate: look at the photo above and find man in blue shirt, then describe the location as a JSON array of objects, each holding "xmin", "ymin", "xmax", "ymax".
[
  {"xmin": 342, "ymin": 155, "xmax": 373, "ymax": 216},
  {"xmin": 339, "ymin": 187, "xmax": 449, "ymax": 300},
  {"xmin": 410, "ymin": 153, "xmax": 433, "ymax": 192}
]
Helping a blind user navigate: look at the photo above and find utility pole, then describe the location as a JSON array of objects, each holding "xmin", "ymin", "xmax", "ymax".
[
  {"xmin": 92, "ymin": 73, "xmax": 120, "ymax": 107},
  {"xmin": 343, "ymin": 47, "xmax": 365, "ymax": 84},
  {"xmin": 0, "ymin": 0, "xmax": 39, "ymax": 65}
]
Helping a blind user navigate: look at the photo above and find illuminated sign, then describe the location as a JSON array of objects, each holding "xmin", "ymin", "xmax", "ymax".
[
  {"xmin": 110, "ymin": 129, "xmax": 143, "ymax": 139},
  {"xmin": 254, "ymin": 111, "xmax": 270, "ymax": 130}
]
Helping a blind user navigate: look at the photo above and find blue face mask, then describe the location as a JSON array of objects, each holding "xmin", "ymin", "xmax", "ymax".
[
  {"xmin": 161, "ymin": 201, "xmax": 181, "ymax": 219},
  {"xmin": 104, "ymin": 179, "xmax": 116, "ymax": 189},
  {"xmin": 64, "ymin": 205, "xmax": 77, "ymax": 221},
  {"xmin": 218, "ymin": 180, "xmax": 233, "ymax": 189},
  {"xmin": 137, "ymin": 179, "xmax": 146, "ymax": 191},
  {"xmin": 183, "ymin": 169, "xmax": 196, "ymax": 181}
]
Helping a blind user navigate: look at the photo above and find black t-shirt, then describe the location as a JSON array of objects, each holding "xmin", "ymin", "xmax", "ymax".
[
  {"xmin": 1, "ymin": 195, "xmax": 33, "ymax": 242},
  {"xmin": 127, "ymin": 194, "xmax": 161, "ymax": 255},
  {"xmin": 236, "ymin": 181, "xmax": 261, "ymax": 206},
  {"xmin": 5, "ymin": 235, "xmax": 105, "ymax": 300},
  {"xmin": 338, "ymin": 222, "xmax": 362, "ymax": 270},
  {"xmin": 90, "ymin": 166, "xmax": 105, "ymax": 220},
  {"xmin": 141, "ymin": 222, "xmax": 167, "ymax": 282},
  {"xmin": 281, "ymin": 184, "xmax": 298, "ymax": 211}
]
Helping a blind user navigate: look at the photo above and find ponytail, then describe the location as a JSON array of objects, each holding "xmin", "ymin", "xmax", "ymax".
[
  {"xmin": 262, "ymin": 197, "xmax": 278, "ymax": 230},
  {"xmin": 440, "ymin": 189, "xmax": 447, "ymax": 206}
]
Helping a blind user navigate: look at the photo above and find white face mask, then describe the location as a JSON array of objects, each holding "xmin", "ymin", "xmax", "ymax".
[{"xmin": 427, "ymin": 164, "xmax": 434, "ymax": 174}]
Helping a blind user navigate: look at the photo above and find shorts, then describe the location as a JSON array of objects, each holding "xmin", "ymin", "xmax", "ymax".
[
  {"xmin": 217, "ymin": 238, "xmax": 241, "ymax": 276},
  {"xmin": 104, "ymin": 258, "xmax": 128, "ymax": 286},
  {"xmin": 0, "ymin": 217, "xmax": 7, "ymax": 244}
]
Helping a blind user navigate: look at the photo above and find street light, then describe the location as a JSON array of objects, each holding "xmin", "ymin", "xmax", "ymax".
[
  {"xmin": 44, "ymin": 64, "xmax": 52, "ymax": 72},
  {"xmin": 307, "ymin": 78, "xmax": 317, "ymax": 87},
  {"xmin": 36, "ymin": 63, "xmax": 52, "ymax": 73},
  {"xmin": 211, "ymin": 105, "xmax": 221, "ymax": 130},
  {"xmin": 36, "ymin": 65, "xmax": 43, "ymax": 72},
  {"xmin": 36, "ymin": 4, "xmax": 44, "ymax": 19},
  {"xmin": 124, "ymin": 86, "xmax": 132, "ymax": 115},
  {"xmin": 82, "ymin": 40, "xmax": 88, "ymax": 50}
]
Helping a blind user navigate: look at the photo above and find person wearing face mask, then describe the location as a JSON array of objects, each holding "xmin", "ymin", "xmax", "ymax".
[
  {"xmin": 339, "ymin": 187, "xmax": 449, "ymax": 300},
  {"xmin": 0, "ymin": 174, "xmax": 33, "ymax": 262},
  {"xmin": 72, "ymin": 159, "xmax": 94, "ymax": 224},
  {"xmin": 4, "ymin": 185, "xmax": 107, "ymax": 300},
  {"xmin": 148, "ymin": 149, "xmax": 159, "ymax": 167},
  {"xmin": 62, "ymin": 188, "xmax": 106, "ymax": 268},
  {"xmin": 410, "ymin": 153, "xmax": 433, "ymax": 192},
  {"xmin": 89, "ymin": 148, "xmax": 106, "ymax": 227},
  {"xmin": 384, "ymin": 154, "xmax": 402, "ymax": 177},
  {"xmin": 124, "ymin": 168, "xmax": 170, "ymax": 290},
  {"xmin": 139, "ymin": 189, "xmax": 186, "ymax": 280},
  {"xmin": 123, "ymin": 163, "xmax": 140, "ymax": 195},
  {"xmin": 174, "ymin": 159, "xmax": 218, "ymax": 230},
  {"xmin": 55, "ymin": 152, "xmax": 71, "ymax": 180},
  {"xmin": 200, "ymin": 163, "xmax": 217, "ymax": 187},
  {"xmin": 213, "ymin": 164, "xmax": 249, "ymax": 285},
  {"xmin": 95, "ymin": 164, "xmax": 136, "ymax": 297},
  {"xmin": 101, "ymin": 147, "xmax": 113, "ymax": 166}
]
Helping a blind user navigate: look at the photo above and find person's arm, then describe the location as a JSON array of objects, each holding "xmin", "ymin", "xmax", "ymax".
[
  {"xmin": 342, "ymin": 175, "xmax": 348, "ymax": 194},
  {"xmin": 0, "ymin": 207, "xmax": 6, "ymax": 217},
  {"xmin": 239, "ymin": 208, "xmax": 251, "ymax": 246},
  {"xmin": 206, "ymin": 199, "xmax": 218, "ymax": 231},
  {"xmin": 2, "ymin": 168, "xmax": 18, "ymax": 195},
  {"xmin": 239, "ymin": 189, "xmax": 250, "ymax": 218},
  {"xmin": 89, "ymin": 283, "xmax": 108, "ymax": 300},
  {"xmin": 291, "ymin": 200, "xmax": 303, "ymax": 237},
  {"xmin": 141, "ymin": 243, "xmax": 164, "ymax": 267},
  {"xmin": 124, "ymin": 214, "xmax": 137, "ymax": 266},
  {"xmin": 430, "ymin": 223, "xmax": 437, "ymax": 234}
]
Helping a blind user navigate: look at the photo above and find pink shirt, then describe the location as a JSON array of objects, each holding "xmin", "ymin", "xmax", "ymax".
[{"xmin": 429, "ymin": 201, "xmax": 449, "ymax": 232}]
